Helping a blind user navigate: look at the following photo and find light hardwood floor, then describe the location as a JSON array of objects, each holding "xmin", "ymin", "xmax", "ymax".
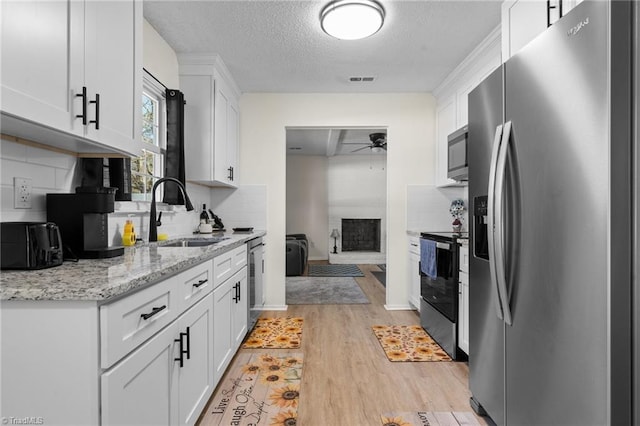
[{"xmin": 197, "ymin": 264, "xmax": 485, "ymax": 425}]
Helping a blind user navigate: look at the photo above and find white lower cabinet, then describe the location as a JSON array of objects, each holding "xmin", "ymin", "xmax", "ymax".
[
  {"xmin": 177, "ymin": 293, "xmax": 215, "ymax": 426},
  {"xmin": 213, "ymin": 277, "xmax": 233, "ymax": 382},
  {"xmin": 213, "ymin": 266, "xmax": 248, "ymax": 383},
  {"xmin": 231, "ymin": 268, "xmax": 248, "ymax": 348},
  {"xmin": 408, "ymin": 236, "xmax": 421, "ymax": 310},
  {"xmin": 102, "ymin": 289, "xmax": 214, "ymax": 426},
  {"xmin": 0, "ymin": 243, "xmax": 255, "ymax": 426},
  {"xmin": 101, "ymin": 321, "xmax": 181, "ymax": 426}
]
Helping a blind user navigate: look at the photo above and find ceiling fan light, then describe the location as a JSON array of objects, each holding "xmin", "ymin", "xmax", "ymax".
[
  {"xmin": 371, "ymin": 146, "xmax": 383, "ymax": 153},
  {"xmin": 321, "ymin": 0, "xmax": 385, "ymax": 40}
]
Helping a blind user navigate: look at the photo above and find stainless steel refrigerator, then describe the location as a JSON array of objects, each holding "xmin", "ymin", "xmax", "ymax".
[{"xmin": 467, "ymin": 1, "xmax": 636, "ymax": 425}]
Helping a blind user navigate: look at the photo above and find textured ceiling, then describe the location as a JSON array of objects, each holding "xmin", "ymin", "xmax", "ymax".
[
  {"xmin": 143, "ymin": 0, "xmax": 502, "ymax": 93},
  {"xmin": 286, "ymin": 128, "xmax": 387, "ymax": 156}
]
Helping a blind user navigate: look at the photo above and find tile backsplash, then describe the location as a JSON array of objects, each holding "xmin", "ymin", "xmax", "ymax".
[
  {"xmin": 0, "ymin": 138, "xmax": 78, "ymax": 222},
  {"xmin": 1, "ymin": 137, "xmax": 266, "ymax": 245},
  {"xmin": 210, "ymin": 185, "xmax": 267, "ymax": 230},
  {"xmin": 407, "ymin": 184, "xmax": 468, "ymax": 232}
]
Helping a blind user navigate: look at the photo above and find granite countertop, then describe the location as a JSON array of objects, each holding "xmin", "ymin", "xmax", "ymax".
[
  {"xmin": 0, "ymin": 231, "xmax": 266, "ymax": 302},
  {"xmin": 406, "ymin": 230, "xmax": 422, "ymax": 238}
]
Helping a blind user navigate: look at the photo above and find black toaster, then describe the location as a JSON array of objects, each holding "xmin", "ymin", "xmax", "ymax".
[{"xmin": 1, "ymin": 222, "xmax": 64, "ymax": 270}]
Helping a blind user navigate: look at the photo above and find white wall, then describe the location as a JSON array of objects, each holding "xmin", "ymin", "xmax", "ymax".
[
  {"xmin": 328, "ymin": 154, "xmax": 387, "ymax": 257},
  {"xmin": 143, "ymin": 20, "xmax": 179, "ymax": 89},
  {"xmin": 286, "ymin": 155, "xmax": 328, "ymax": 260},
  {"xmin": 239, "ymin": 93, "xmax": 436, "ymax": 310}
]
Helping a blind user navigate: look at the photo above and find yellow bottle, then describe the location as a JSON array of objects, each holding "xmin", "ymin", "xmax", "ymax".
[{"xmin": 123, "ymin": 220, "xmax": 136, "ymax": 246}]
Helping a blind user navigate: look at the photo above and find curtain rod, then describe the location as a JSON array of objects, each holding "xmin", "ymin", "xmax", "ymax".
[{"xmin": 143, "ymin": 68, "xmax": 168, "ymax": 90}]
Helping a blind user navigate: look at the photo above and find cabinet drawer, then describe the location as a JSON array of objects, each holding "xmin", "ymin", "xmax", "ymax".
[
  {"xmin": 100, "ymin": 278, "xmax": 178, "ymax": 369},
  {"xmin": 213, "ymin": 245, "xmax": 247, "ymax": 288},
  {"xmin": 459, "ymin": 245, "xmax": 469, "ymax": 274},
  {"xmin": 177, "ymin": 260, "xmax": 213, "ymax": 312},
  {"xmin": 408, "ymin": 237, "xmax": 420, "ymax": 255}
]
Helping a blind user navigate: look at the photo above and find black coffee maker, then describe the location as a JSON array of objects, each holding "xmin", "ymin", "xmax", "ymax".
[{"xmin": 47, "ymin": 187, "xmax": 124, "ymax": 259}]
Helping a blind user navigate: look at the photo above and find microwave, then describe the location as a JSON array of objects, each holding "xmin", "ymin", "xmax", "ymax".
[{"xmin": 447, "ymin": 125, "xmax": 468, "ymax": 181}]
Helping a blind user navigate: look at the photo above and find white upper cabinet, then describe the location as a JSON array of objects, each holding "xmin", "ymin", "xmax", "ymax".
[
  {"xmin": 179, "ymin": 54, "xmax": 241, "ymax": 187},
  {"xmin": 0, "ymin": 0, "xmax": 141, "ymax": 156},
  {"xmin": 1, "ymin": 1, "xmax": 84, "ymax": 136},
  {"xmin": 433, "ymin": 28, "xmax": 501, "ymax": 187},
  {"xmin": 83, "ymin": 0, "xmax": 142, "ymax": 155},
  {"xmin": 502, "ymin": 0, "xmax": 583, "ymax": 60}
]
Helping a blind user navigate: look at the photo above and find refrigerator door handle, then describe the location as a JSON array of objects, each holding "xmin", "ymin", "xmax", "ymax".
[
  {"xmin": 487, "ymin": 123, "xmax": 505, "ymax": 321},
  {"xmin": 494, "ymin": 120, "xmax": 513, "ymax": 325}
]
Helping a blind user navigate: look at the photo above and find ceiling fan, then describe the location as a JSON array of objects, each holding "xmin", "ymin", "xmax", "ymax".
[{"xmin": 345, "ymin": 132, "xmax": 387, "ymax": 153}]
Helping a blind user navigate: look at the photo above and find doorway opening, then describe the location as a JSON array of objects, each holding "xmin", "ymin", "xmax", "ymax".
[{"xmin": 285, "ymin": 126, "xmax": 388, "ymax": 274}]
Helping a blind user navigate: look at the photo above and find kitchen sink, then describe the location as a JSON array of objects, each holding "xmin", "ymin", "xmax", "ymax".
[{"xmin": 160, "ymin": 236, "xmax": 229, "ymax": 247}]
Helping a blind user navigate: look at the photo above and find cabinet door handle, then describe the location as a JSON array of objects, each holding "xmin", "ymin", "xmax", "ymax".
[
  {"xmin": 89, "ymin": 93, "xmax": 100, "ymax": 129},
  {"xmin": 546, "ymin": 0, "xmax": 563, "ymax": 27},
  {"xmin": 140, "ymin": 304, "xmax": 166, "ymax": 320},
  {"xmin": 233, "ymin": 282, "xmax": 240, "ymax": 303},
  {"xmin": 227, "ymin": 166, "xmax": 233, "ymax": 181},
  {"xmin": 193, "ymin": 278, "xmax": 208, "ymax": 288},
  {"xmin": 185, "ymin": 326, "xmax": 191, "ymax": 360},
  {"xmin": 237, "ymin": 282, "xmax": 241, "ymax": 302},
  {"xmin": 75, "ymin": 87, "xmax": 88, "ymax": 125},
  {"xmin": 174, "ymin": 332, "xmax": 185, "ymax": 368},
  {"xmin": 231, "ymin": 166, "xmax": 234, "ymax": 181}
]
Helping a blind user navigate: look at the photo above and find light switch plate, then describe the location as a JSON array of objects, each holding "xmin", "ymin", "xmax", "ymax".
[{"xmin": 14, "ymin": 177, "xmax": 32, "ymax": 209}]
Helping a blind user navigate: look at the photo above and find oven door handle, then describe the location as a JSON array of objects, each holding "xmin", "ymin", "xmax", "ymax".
[
  {"xmin": 487, "ymin": 123, "xmax": 506, "ymax": 322},
  {"xmin": 435, "ymin": 241, "xmax": 450, "ymax": 250}
]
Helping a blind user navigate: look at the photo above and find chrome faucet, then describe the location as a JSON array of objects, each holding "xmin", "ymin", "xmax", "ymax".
[{"xmin": 148, "ymin": 177, "xmax": 194, "ymax": 242}]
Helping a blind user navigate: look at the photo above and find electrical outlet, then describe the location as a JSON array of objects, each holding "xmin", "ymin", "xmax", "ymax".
[{"xmin": 14, "ymin": 177, "xmax": 32, "ymax": 209}]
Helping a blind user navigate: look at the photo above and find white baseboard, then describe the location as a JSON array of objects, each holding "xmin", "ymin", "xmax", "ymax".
[
  {"xmin": 384, "ymin": 304, "xmax": 415, "ymax": 311},
  {"xmin": 261, "ymin": 305, "xmax": 288, "ymax": 311},
  {"xmin": 329, "ymin": 252, "xmax": 386, "ymax": 264}
]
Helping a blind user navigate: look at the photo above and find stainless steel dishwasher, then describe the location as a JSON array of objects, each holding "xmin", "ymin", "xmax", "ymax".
[{"xmin": 247, "ymin": 237, "xmax": 264, "ymax": 331}]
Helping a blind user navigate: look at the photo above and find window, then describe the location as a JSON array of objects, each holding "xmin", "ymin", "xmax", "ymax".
[{"xmin": 132, "ymin": 71, "xmax": 166, "ymax": 201}]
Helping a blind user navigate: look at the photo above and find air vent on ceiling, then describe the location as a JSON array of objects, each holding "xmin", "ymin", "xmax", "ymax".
[{"xmin": 349, "ymin": 76, "xmax": 376, "ymax": 82}]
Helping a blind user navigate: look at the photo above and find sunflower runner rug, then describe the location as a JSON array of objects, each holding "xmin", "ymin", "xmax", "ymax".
[
  {"xmin": 372, "ymin": 325, "xmax": 452, "ymax": 362},
  {"xmin": 206, "ymin": 353, "xmax": 303, "ymax": 425},
  {"xmin": 381, "ymin": 411, "xmax": 481, "ymax": 426},
  {"xmin": 242, "ymin": 317, "xmax": 303, "ymax": 349}
]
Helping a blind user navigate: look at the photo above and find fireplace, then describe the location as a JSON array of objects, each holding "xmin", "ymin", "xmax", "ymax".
[{"xmin": 341, "ymin": 219, "xmax": 381, "ymax": 252}]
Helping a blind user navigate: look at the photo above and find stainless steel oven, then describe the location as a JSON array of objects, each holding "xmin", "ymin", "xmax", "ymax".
[{"xmin": 419, "ymin": 232, "xmax": 466, "ymax": 360}]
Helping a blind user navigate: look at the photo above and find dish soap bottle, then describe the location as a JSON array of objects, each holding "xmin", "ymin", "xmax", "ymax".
[
  {"xmin": 200, "ymin": 204, "xmax": 210, "ymax": 223},
  {"xmin": 122, "ymin": 220, "xmax": 136, "ymax": 246}
]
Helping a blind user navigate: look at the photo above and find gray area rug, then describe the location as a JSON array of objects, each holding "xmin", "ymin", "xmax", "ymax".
[
  {"xmin": 372, "ymin": 271, "xmax": 386, "ymax": 287},
  {"xmin": 286, "ymin": 276, "xmax": 370, "ymax": 304},
  {"xmin": 308, "ymin": 264, "xmax": 364, "ymax": 277}
]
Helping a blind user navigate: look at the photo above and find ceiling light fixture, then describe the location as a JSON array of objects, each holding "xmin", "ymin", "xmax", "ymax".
[{"xmin": 321, "ymin": 0, "xmax": 385, "ymax": 40}]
